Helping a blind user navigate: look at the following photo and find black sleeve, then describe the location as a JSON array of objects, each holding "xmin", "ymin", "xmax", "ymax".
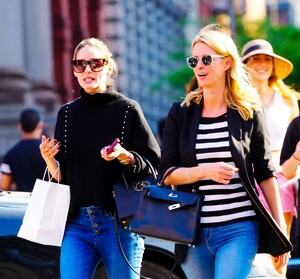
[
  {"xmin": 123, "ymin": 100, "xmax": 161, "ymax": 175},
  {"xmin": 159, "ymin": 102, "xmax": 182, "ymax": 176},
  {"xmin": 53, "ymin": 105, "xmax": 68, "ymax": 184},
  {"xmin": 250, "ymin": 109, "xmax": 276, "ymax": 184},
  {"xmin": 280, "ymin": 116, "xmax": 300, "ymax": 165}
]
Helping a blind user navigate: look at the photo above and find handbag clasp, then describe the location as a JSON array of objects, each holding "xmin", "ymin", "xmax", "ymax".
[{"xmin": 168, "ymin": 203, "xmax": 180, "ymax": 210}]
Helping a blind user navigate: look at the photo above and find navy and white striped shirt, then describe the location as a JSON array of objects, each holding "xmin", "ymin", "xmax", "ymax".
[{"xmin": 196, "ymin": 113, "xmax": 256, "ymax": 227}]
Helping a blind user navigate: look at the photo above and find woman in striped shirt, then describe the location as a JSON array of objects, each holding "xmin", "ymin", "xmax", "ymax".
[{"xmin": 159, "ymin": 24, "xmax": 290, "ymax": 279}]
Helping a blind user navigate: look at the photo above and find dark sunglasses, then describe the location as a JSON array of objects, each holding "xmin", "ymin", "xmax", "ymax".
[
  {"xmin": 71, "ymin": 58, "xmax": 108, "ymax": 73},
  {"xmin": 186, "ymin": 55, "xmax": 224, "ymax": 68}
]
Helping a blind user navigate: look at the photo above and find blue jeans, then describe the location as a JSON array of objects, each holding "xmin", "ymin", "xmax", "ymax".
[
  {"xmin": 181, "ymin": 220, "xmax": 258, "ymax": 279},
  {"xmin": 60, "ymin": 206, "xmax": 144, "ymax": 279}
]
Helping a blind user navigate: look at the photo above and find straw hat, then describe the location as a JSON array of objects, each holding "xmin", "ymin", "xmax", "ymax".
[{"xmin": 241, "ymin": 39, "xmax": 293, "ymax": 80}]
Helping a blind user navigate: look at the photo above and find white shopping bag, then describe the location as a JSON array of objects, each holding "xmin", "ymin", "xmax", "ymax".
[{"xmin": 18, "ymin": 167, "xmax": 70, "ymax": 246}]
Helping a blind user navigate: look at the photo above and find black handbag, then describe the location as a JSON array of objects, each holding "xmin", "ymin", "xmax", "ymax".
[
  {"xmin": 130, "ymin": 169, "xmax": 204, "ymax": 246},
  {"xmin": 113, "ymin": 155, "xmax": 157, "ymax": 228}
]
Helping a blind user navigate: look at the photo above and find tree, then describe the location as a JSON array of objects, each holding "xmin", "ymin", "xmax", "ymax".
[{"xmin": 158, "ymin": 17, "xmax": 300, "ymax": 96}]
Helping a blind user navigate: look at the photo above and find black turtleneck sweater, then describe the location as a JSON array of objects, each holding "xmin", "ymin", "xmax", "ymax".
[{"xmin": 54, "ymin": 86, "xmax": 160, "ymax": 219}]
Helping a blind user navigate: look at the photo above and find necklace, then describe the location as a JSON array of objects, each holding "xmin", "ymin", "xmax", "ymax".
[{"xmin": 263, "ymin": 90, "xmax": 276, "ymax": 115}]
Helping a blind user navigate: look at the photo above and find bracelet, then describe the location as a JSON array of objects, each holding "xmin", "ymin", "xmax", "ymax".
[
  {"xmin": 293, "ymin": 153, "xmax": 300, "ymax": 161},
  {"xmin": 185, "ymin": 169, "xmax": 191, "ymax": 183},
  {"xmin": 119, "ymin": 153, "xmax": 134, "ymax": 165}
]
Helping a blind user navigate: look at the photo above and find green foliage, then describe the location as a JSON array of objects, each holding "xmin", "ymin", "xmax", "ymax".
[
  {"xmin": 149, "ymin": 67, "xmax": 194, "ymax": 93},
  {"xmin": 158, "ymin": 16, "xmax": 300, "ymax": 96},
  {"xmin": 148, "ymin": 23, "xmax": 196, "ymax": 100}
]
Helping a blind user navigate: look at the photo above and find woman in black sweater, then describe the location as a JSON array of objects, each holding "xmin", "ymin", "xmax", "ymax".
[{"xmin": 40, "ymin": 38, "xmax": 160, "ymax": 279}]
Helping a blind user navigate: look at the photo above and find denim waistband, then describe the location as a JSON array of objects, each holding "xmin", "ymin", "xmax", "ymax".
[{"xmin": 79, "ymin": 206, "xmax": 112, "ymax": 216}]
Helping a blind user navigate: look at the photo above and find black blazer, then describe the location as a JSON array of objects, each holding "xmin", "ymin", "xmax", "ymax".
[{"xmin": 159, "ymin": 100, "xmax": 292, "ymax": 264}]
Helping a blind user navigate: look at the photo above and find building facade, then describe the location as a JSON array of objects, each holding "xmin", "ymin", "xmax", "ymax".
[
  {"xmin": 0, "ymin": 0, "xmax": 299, "ymax": 157},
  {"xmin": 0, "ymin": 0, "xmax": 193, "ymax": 157}
]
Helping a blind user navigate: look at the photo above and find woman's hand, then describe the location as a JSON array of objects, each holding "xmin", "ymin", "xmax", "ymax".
[
  {"xmin": 39, "ymin": 135, "xmax": 61, "ymax": 181},
  {"xmin": 209, "ymin": 162, "xmax": 239, "ymax": 184},
  {"xmin": 100, "ymin": 142, "xmax": 123, "ymax": 161},
  {"xmin": 100, "ymin": 142, "xmax": 135, "ymax": 165},
  {"xmin": 40, "ymin": 135, "xmax": 60, "ymax": 162}
]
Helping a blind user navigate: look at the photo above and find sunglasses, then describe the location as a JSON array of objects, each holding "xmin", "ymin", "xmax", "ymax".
[
  {"xmin": 186, "ymin": 55, "xmax": 224, "ymax": 68},
  {"xmin": 71, "ymin": 58, "xmax": 108, "ymax": 73}
]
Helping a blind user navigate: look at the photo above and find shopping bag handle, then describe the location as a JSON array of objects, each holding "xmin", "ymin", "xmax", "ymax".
[{"xmin": 42, "ymin": 161, "xmax": 60, "ymax": 182}]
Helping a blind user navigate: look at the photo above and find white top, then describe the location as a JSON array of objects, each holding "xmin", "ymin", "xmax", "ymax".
[{"xmin": 264, "ymin": 90, "xmax": 291, "ymax": 152}]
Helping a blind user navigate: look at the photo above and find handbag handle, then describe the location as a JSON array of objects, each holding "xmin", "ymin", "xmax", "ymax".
[
  {"xmin": 114, "ymin": 210, "xmax": 177, "ymax": 279},
  {"xmin": 157, "ymin": 166, "xmax": 179, "ymax": 187},
  {"xmin": 121, "ymin": 153, "xmax": 158, "ymax": 190}
]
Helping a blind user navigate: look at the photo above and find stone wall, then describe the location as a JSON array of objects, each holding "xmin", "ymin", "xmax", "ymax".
[{"xmin": 0, "ymin": 68, "xmax": 61, "ymax": 160}]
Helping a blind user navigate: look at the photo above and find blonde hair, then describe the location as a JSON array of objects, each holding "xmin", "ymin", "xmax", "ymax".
[
  {"xmin": 269, "ymin": 72, "xmax": 300, "ymax": 101},
  {"xmin": 243, "ymin": 55, "xmax": 300, "ymax": 101},
  {"xmin": 183, "ymin": 24, "xmax": 260, "ymax": 120},
  {"xmin": 73, "ymin": 38, "xmax": 118, "ymax": 85}
]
